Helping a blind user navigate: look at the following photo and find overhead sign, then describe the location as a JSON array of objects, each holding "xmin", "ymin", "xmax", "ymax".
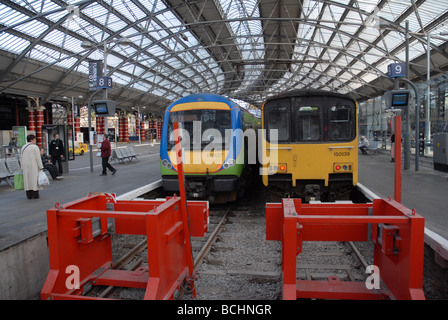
[
  {"xmin": 387, "ymin": 63, "xmax": 406, "ymax": 78},
  {"xmin": 88, "ymin": 60, "xmax": 103, "ymax": 91},
  {"xmin": 96, "ymin": 76, "xmax": 113, "ymax": 89}
]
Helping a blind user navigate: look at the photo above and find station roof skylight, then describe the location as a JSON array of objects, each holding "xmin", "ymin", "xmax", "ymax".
[{"xmin": 0, "ymin": 0, "xmax": 447, "ymax": 116}]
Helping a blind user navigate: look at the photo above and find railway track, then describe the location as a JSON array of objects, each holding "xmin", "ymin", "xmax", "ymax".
[
  {"xmin": 87, "ymin": 206, "xmax": 375, "ymax": 300},
  {"xmin": 187, "ymin": 204, "xmax": 283, "ymax": 300},
  {"xmin": 186, "ymin": 204, "xmax": 375, "ymax": 300}
]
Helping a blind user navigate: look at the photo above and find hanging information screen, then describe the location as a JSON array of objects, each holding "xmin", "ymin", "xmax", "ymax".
[
  {"xmin": 93, "ymin": 100, "xmax": 117, "ymax": 117},
  {"xmin": 384, "ymin": 90, "xmax": 411, "ymax": 110}
]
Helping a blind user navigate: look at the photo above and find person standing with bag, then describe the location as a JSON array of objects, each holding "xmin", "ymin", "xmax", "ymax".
[
  {"xmin": 21, "ymin": 134, "xmax": 44, "ymax": 199},
  {"xmin": 99, "ymin": 134, "xmax": 117, "ymax": 176}
]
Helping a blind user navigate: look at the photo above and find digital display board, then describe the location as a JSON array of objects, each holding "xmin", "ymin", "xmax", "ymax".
[
  {"xmin": 384, "ymin": 90, "xmax": 411, "ymax": 110},
  {"xmin": 92, "ymin": 100, "xmax": 116, "ymax": 117},
  {"xmin": 94, "ymin": 103, "xmax": 109, "ymax": 114},
  {"xmin": 391, "ymin": 93, "xmax": 409, "ymax": 107}
]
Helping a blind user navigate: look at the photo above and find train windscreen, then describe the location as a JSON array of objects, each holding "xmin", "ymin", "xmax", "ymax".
[
  {"xmin": 168, "ymin": 109, "xmax": 231, "ymax": 149},
  {"xmin": 265, "ymin": 98, "xmax": 291, "ymax": 143},
  {"xmin": 265, "ymin": 95, "xmax": 356, "ymax": 143}
]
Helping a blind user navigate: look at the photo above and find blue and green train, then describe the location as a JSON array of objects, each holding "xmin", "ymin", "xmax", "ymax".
[{"xmin": 160, "ymin": 93, "xmax": 260, "ymax": 203}]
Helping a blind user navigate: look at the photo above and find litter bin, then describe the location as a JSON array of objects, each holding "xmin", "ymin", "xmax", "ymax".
[{"xmin": 433, "ymin": 132, "xmax": 448, "ymax": 172}]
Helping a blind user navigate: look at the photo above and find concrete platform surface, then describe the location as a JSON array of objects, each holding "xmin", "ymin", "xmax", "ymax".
[
  {"xmin": 358, "ymin": 150, "xmax": 448, "ymax": 240},
  {"xmin": 0, "ymin": 142, "xmax": 161, "ymax": 251}
]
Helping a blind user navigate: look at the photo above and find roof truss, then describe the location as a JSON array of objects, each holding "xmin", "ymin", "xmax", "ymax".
[{"xmin": 0, "ymin": 0, "xmax": 447, "ymax": 117}]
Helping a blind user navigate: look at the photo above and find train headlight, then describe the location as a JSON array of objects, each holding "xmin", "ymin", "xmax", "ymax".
[
  {"xmin": 223, "ymin": 158, "xmax": 235, "ymax": 169},
  {"xmin": 333, "ymin": 162, "xmax": 353, "ymax": 172},
  {"xmin": 162, "ymin": 159, "xmax": 173, "ymax": 169},
  {"xmin": 268, "ymin": 163, "xmax": 287, "ymax": 173}
]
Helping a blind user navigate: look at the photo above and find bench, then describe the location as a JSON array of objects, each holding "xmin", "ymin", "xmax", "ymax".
[
  {"xmin": 0, "ymin": 161, "xmax": 14, "ymax": 187},
  {"xmin": 5, "ymin": 158, "xmax": 21, "ymax": 174},
  {"xmin": 127, "ymin": 146, "xmax": 140, "ymax": 161},
  {"xmin": 366, "ymin": 141, "xmax": 379, "ymax": 154},
  {"xmin": 110, "ymin": 148, "xmax": 128, "ymax": 164},
  {"xmin": 121, "ymin": 147, "xmax": 133, "ymax": 161},
  {"xmin": 110, "ymin": 146, "xmax": 140, "ymax": 164}
]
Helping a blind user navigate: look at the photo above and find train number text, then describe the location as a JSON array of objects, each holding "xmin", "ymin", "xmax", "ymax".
[{"xmin": 333, "ymin": 152, "xmax": 350, "ymax": 157}]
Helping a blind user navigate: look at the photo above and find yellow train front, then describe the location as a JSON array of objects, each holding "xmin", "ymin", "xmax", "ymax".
[{"xmin": 261, "ymin": 90, "xmax": 358, "ymax": 202}]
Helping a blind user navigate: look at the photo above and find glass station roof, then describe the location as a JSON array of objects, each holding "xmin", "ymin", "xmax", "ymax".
[{"xmin": 0, "ymin": 0, "xmax": 447, "ymax": 116}]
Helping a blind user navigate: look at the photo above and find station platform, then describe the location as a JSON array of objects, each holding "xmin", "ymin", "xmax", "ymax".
[
  {"xmin": 1, "ymin": 143, "xmax": 447, "ymax": 250},
  {"xmin": 358, "ymin": 149, "xmax": 448, "ymax": 240},
  {"xmin": 0, "ymin": 142, "xmax": 162, "ymax": 252}
]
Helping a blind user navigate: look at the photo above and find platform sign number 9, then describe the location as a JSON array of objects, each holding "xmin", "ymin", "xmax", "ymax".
[{"xmin": 388, "ymin": 63, "xmax": 406, "ymax": 79}]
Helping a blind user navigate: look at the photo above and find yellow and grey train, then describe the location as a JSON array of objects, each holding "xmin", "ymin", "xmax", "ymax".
[{"xmin": 261, "ymin": 90, "xmax": 359, "ymax": 202}]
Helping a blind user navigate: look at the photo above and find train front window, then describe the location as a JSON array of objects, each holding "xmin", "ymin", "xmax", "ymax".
[
  {"xmin": 265, "ymin": 95, "xmax": 355, "ymax": 144},
  {"xmin": 168, "ymin": 109, "xmax": 231, "ymax": 149},
  {"xmin": 329, "ymin": 105, "xmax": 352, "ymax": 141},
  {"xmin": 265, "ymin": 101, "xmax": 290, "ymax": 142},
  {"xmin": 296, "ymin": 106, "xmax": 321, "ymax": 142}
]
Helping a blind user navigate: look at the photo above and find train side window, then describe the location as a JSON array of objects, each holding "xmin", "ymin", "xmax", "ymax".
[
  {"xmin": 329, "ymin": 105, "xmax": 352, "ymax": 141},
  {"xmin": 266, "ymin": 106, "xmax": 290, "ymax": 142}
]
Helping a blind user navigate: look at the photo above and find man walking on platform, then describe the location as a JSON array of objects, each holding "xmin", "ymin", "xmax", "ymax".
[{"xmin": 99, "ymin": 134, "xmax": 117, "ymax": 176}]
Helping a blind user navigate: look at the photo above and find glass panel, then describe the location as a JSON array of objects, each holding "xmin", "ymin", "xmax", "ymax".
[
  {"xmin": 329, "ymin": 105, "xmax": 352, "ymax": 141},
  {"xmin": 296, "ymin": 106, "xmax": 321, "ymax": 142},
  {"xmin": 168, "ymin": 109, "xmax": 231, "ymax": 149},
  {"xmin": 265, "ymin": 98, "xmax": 290, "ymax": 142}
]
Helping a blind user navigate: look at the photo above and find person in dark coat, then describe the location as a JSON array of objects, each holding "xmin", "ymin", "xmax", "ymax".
[
  {"xmin": 99, "ymin": 135, "xmax": 117, "ymax": 176},
  {"xmin": 8, "ymin": 137, "xmax": 17, "ymax": 153},
  {"xmin": 49, "ymin": 133, "xmax": 64, "ymax": 175},
  {"xmin": 40, "ymin": 148, "xmax": 63, "ymax": 180},
  {"xmin": 390, "ymin": 133, "xmax": 395, "ymax": 162}
]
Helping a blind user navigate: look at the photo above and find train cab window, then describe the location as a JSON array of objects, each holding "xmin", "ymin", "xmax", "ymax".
[
  {"xmin": 296, "ymin": 106, "xmax": 320, "ymax": 142},
  {"xmin": 265, "ymin": 105, "xmax": 290, "ymax": 142},
  {"xmin": 329, "ymin": 105, "xmax": 353, "ymax": 141},
  {"xmin": 168, "ymin": 109, "xmax": 231, "ymax": 149}
]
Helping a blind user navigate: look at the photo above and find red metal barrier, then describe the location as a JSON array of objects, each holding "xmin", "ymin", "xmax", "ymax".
[
  {"xmin": 41, "ymin": 193, "xmax": 209, "ymax": 300},
  {"xmin": 266, "ymin": 197, "xmax": 425, "ymax": 300}
]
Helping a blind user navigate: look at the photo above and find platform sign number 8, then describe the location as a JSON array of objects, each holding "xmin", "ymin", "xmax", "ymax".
[
  {"xmin": 97, "ymin": 76, "xmax": 113, "ymax": 89},
  {"xmin": 388, "ymin": 63, "xmax": 406, "ymax": 79}
]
